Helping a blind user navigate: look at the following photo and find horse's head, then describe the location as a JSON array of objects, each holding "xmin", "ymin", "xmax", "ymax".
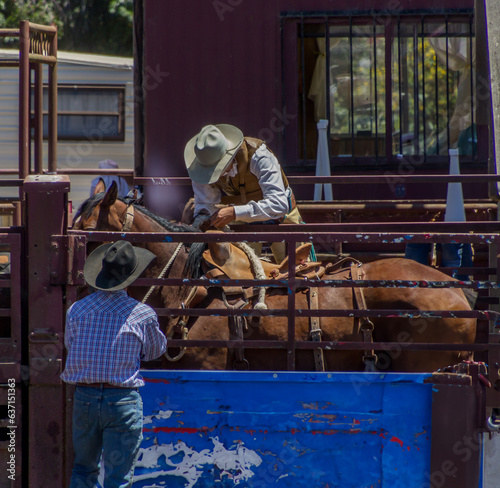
[{"xmin": 72, "ymin": 181, "xmax": 132, "ymax": 232}]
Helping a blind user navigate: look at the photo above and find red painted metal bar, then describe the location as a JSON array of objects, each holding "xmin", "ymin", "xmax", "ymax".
[
  {"xmin": 134, "ymin": 174, "xmax": 500, "ymax": 185},
  {"xmin": 162, "ymin": 339, "xmax": 497, "ymax": 352},
  {"xmin": 33, "ymin": 63, "xmax": 43, "ymax": 174},
  {"xmin": 25, "ymin": 175, "xmax": 69, "ymax": 488},
  {"xmin": 287, "ymin": 244, "xmax": 297, "ymax": 370},
  {"xmin": 70, "ymin": 229, "xmax": 500, "ymax": 245},
  {"xmin": 18, "ymin": 21, "xmax": 30, "ymax": 182},
  {"xmin": 385, "ymin": 19, "xmax": 394, "ymax": 161},
  {"xmin": 48, "ymin": 34, "xmax": 57, "ymax": 173}
]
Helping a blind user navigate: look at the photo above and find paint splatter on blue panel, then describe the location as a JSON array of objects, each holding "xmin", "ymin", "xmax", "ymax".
[{"xmin": 131, "ymin": 371, "xmax": 432, "ymax": 487}]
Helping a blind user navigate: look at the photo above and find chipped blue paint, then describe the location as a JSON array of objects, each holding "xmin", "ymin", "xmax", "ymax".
[
  {"xmin": 163, "ymin": 236, "xmax": 173, "ymax": 242},
  {"xmin": 130, "ymin": 371, "xmax": 434, "ymax": 487}
]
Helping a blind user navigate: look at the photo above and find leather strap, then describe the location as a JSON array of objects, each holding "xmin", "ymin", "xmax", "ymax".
[
  {"xmin": 121, "ymin": 204, "xmax": 135, "ymax": 232},
  {"xmin": 223, "ymin": 291, "xmax": 250, "ymax": 370},
  {"xmin": 350, "ymin": 263, "xmax": 377, "ymax": 368},
  {"xmin": 309, "ymin": 287, "xmax": 326, "ymax": 371}
]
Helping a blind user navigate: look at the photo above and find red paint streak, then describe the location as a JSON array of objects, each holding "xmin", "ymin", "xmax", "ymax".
[
  {"xmin": 144, "ymin": 426, "xmax": 212, "ymax": 434},
  {"xmin": 414, "ymin": 430, "xmax": 427, "ymax": 439},
  {"xmin": 245, "ymin": 429, "xmax": 256, "ymax": 436},
  {"xmin": 379, "ymin": 433, "xmax": 386, "ymax": 439},
  {"xmin": 311, "ymin": 430, "xmax": 339, "ymax": 435},
  {"xmin": 353, "ymin": 419, "xmax": 360, "ymax": 425},
  {"xmin": 290, "ymin": 428, "xmax": 300, "ymax": 435},
  {"xmin": 145, "ymin": 378, "xmax": 171, "ymax": 384},
  {"xmin": 390, "ymin": 436, "xmax": 404, "ymax": 448}
]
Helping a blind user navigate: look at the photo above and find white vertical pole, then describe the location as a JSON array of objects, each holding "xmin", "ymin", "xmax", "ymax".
[
  {"xmin": 444, "ymin": 148, "xmax": 466, "ymax": 222},
  {"xmin": 314, "ymin": 119, "xmax": 333, "ymax": 201}
]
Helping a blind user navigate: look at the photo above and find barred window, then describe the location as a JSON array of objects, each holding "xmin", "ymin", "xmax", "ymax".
[{"xmin": 283, "ymin": 10, "xmax": 478, "ymax": 170}]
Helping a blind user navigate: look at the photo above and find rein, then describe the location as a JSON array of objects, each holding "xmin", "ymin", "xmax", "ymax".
[
  {"xmin": 119, "ymin": 202, "xmax": 185, "ymax": 305},
  {"xmin": 140, "ymin": 239, "xmax": 187, "ymax": 362},
  {"xmin": 141, "ymin": 242, "xmax": 184, "ymax": 304},
  {"xmin": 122, "ymin": 203, "xmax": 188, "ymax": 361}
]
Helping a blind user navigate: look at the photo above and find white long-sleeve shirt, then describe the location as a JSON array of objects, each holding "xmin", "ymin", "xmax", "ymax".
[{"xmin": 192, "ymin": 144, "xmax": 291, "ymax": 222}]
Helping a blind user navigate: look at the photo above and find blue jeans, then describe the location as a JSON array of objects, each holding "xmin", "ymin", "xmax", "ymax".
[
  {"xmin": 69, "ymin": 386, "xmax": 143, "ymax": 488},
  {"xmin": 404, "ymin": 243, "xmax": 473, "ymax": 280}
]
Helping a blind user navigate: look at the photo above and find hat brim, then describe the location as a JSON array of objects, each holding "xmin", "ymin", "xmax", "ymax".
[
  {"xmin": 83, "ymin": 242, "xmax": 156, "ymax": 291},
  {"xmin": 184, "ymin": 124, "xmax": 244, "ymax": 185}
]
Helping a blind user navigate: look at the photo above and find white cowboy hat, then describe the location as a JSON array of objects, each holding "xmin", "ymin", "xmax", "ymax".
[{"xmin": 184, "ymin": 124, "xmax": 244, "ymax": 184}]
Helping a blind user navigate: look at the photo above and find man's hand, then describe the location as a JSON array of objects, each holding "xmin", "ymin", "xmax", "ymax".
[{"xmin": 210, "ymin": 206, "xmax": 235, "ymax": 229}]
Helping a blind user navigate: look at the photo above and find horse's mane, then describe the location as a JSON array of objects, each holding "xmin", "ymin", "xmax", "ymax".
[{"xmin": 73, "ymin": 193, "xmax": 206, "ymax": 279}]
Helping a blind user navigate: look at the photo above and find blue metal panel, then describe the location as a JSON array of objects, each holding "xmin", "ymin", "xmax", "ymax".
[{"xmin": 130, "ymin": 371, "xmax": 433, "ymax": 487}]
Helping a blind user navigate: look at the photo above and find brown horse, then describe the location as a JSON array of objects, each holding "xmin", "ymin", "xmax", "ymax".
[{"xmin": 72, "ymin": 183, "xmax": 477, "ymax": 372}]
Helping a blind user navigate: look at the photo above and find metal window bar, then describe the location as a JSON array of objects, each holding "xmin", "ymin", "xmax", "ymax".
[
  {"xmin": 413, "ymin": 24, "xmax": 419, "ymax": 155},
  {"xmin": 445, "ymin": 16, "xmax": 451, "ymax": 155},
  {"xmin": 421, "ymin": 17, "xmax": 427, "ymax": 160},
  {"xmin": 349, "ymin": 17, "xmax": 354, "ymax": 153},
  {"xmin": 398, "ymin": 16, "xmax": 403, "ymax": 155},
  {"xmin": 435, "ymin": 31, "xmax": 440, "ymax": 156},
  {"xmin": 469, "ymin": 15, "xmax": 476, "ymax": 158},
  {"xmin": 288, "ymin": 10, "xmax": 475, "ymax": 165},
  {"xmin": 373, "ymin": 18, "xmax": 379, "ymax": 161},
  {"xmin": 325, "ymin": 17, "xmax": 331, "ymax": 143}
]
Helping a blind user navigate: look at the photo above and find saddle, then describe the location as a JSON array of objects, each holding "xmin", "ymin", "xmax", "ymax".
[
  {"xmin": 202, "ymin": 241, "xmax": 324, "ymax": 280},
  {"xmin": 182, "ymin": 243, "xmax": 373, "ymax": 373}
]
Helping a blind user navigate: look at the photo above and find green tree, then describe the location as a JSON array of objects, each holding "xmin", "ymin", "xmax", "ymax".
[{"xmin": 0, "ymin": 0, "xmax": 133, "ymax": 56}]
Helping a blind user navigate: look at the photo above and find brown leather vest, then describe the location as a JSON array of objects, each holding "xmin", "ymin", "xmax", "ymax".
[{"xmin": 216, "ymin": 137, "xmax": 289, "ymax": 205}]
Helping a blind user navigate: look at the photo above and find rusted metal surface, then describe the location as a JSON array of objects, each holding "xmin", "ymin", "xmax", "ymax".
[
  {"xmin": 25, "ymin": 175, "xmax": 69, "ymax": 488},
  {"xmin": 0, "ymin": 231, "xmax": 23, "ymax": 488},
  {"xmin": 429, "ymin": 363, "xmax": 489, "ymax": 488}
]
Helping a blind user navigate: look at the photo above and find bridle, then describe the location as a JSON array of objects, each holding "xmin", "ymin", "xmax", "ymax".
[
  {"xmin": 121, "ymin": 203, "xmax": 135, "ymax": 231},
  {"xmin": 71, "ymin": 200, "xmax": 135, "ymax": 232}
]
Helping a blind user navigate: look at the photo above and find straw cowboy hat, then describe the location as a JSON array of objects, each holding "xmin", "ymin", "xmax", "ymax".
[
  {"xmin": 184, "ymin": 124, "xmax": 244, "ymax": 184},
  {"xmin": 83, "ymin": 240, "xmax": 156, "ymax": 291}
]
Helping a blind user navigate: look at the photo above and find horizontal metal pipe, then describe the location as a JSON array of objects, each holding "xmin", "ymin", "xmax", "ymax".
[
  {"xmin": 69, "ymin": 229, "xmax": 500, "ymax": 244},
  {"xmin": 165, "ymin": 339, "xmax": 496, "ymax": 352}
]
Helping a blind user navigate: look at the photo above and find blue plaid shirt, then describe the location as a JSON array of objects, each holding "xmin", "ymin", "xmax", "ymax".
[{"xmin": 61, "ymin": 290, "xmax": 167, "ymax": 388}]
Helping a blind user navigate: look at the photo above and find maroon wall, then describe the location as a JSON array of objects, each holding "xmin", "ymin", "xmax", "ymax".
[{"xmin": 141, "ymin": 0, "xmax": 476, "ymax": 217}]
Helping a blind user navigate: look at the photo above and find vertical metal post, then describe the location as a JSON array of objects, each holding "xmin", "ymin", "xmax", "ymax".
[
  {"xmin": 349, "ymin": 17, "xmax": 354, "ymax": 155},
  {"xmin": 385, "ymin": 20, "xmax": 394, "ymax": 160},
  {"xmin": 48, "ymin": 34, "xmax": 58, "ymax": 172},
  {"xmin": 287, "ymin": 237, "xmax": 296, "ymax": 371},
  {"xmin": 18, "ymin": 20, "xmax": 30, "ymax": 183},
  {"xmin": 421, "ymin": 17, "xmax": 427, "ymax": 160},
  {"xmin": 25, "ymin": 175, "xmax": 70, "ymax": 488},
  {"xmin": 33, "ymin": 63, "xmax": 43, "ymax": 174},
  {"xmin": 430, "ymin": 374, "xmax": 482, "ymax": 488},
  {"xmin": 373, "ymin": 18, "xmax": 379, "ymax": 160}
]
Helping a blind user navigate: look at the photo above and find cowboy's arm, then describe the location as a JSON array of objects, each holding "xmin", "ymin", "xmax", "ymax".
[
  {"xmin": 233, "ymin": 146, "xmax": 289, "ymax": 222},
  {"xmin": 64, "ymin": 306, "xmax": 76, "ymax": 350},
  {"xmin": 192, "ymin": 180, "xmax": 221, "ymax": 218},
  {"xmin": 141, "ymin": 315, "xmax": 167, "ymax": 361}
]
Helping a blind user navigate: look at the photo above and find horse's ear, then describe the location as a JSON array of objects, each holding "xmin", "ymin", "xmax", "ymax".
[
  {"xmin": 100, "ymin": 181, "xmax": 118, "ymax": 208},
  {"xmin": 94, "ymin": 178, "xmax": 106, "ymax": 195}
]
